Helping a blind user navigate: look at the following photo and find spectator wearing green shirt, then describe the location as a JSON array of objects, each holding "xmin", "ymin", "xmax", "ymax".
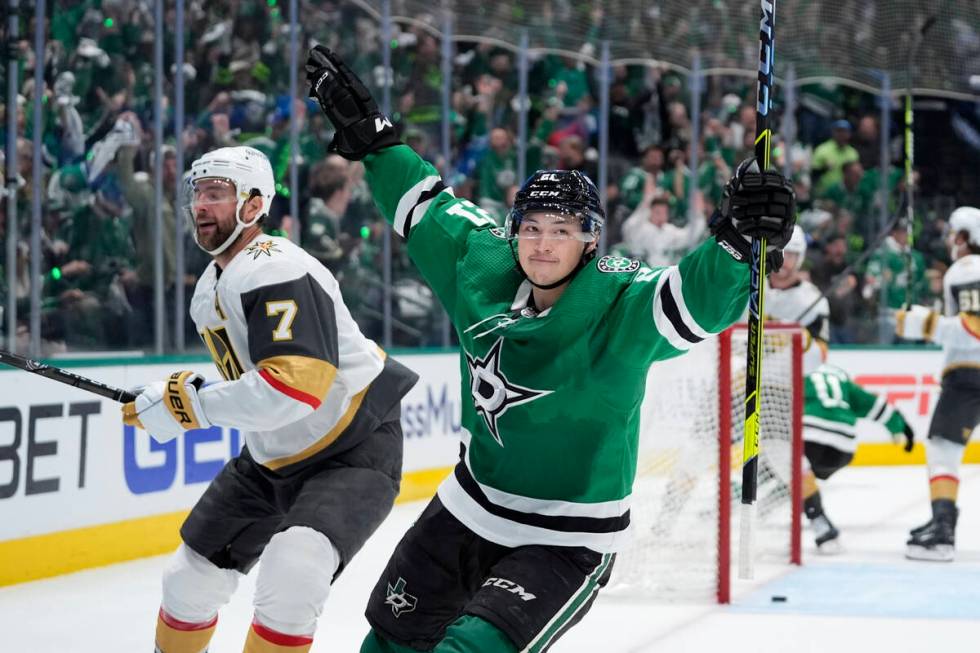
[
  {"xmin": 819, "ymin": 161, "xmax": 874, "ymax": 236},
  {"xmin": 618, "ymin": 145, "xmax": 665, "ymax": 214},
  {"xmin": 660, "ymin": 146, "xmax": 730, "ymax": 224},
  {"xmin": 864, "ymin": 221, "xmax": 928, "ymax": 314},
  {"xmin": 812, "ymin": 119, "xmax": 860, "ymax": 196}
]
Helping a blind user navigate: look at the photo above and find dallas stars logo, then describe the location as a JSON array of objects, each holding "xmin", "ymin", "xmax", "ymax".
[
  {"xmin": 244, "ymin": 240, "xmax": 281, "ymax": 260},
  {"xmin": 465, "ymin": 337, "xmax": 552, "ymax": 447},
  {"xmin": 385, "ymin": 577, "xmax": 417, "ymax": 617},
  {"xmin": 597, "ymin": 255, "xmax": 640, "ymax": 273}
]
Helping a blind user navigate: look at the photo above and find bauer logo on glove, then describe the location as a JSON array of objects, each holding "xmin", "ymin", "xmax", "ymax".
[{"xmin": 122, "ymin": 371, "xmax": 211, "ymax": 443}]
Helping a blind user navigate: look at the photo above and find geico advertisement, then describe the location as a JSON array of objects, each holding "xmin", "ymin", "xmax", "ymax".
[
  {"xmin": 0, "ymin": 354, "xmax": 465, "ymax": 541},
  {"xmin": 0, "ymin": 362, "xmax": 239, "ymax": 541}
]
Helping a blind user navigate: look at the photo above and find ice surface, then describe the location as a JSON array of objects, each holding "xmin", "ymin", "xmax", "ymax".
[{"xmin": 2, "ymin": 465, "xmax": 978, "ymax": 653}]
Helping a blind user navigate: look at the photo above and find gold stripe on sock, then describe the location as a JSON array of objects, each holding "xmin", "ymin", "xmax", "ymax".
[
  {"xmin": 155, "ymin": 611, "xmax": 216, "ymax": 653},
  {"xmin": 929, "ymin": 476, "xmax": 959, "ymax": 502}
]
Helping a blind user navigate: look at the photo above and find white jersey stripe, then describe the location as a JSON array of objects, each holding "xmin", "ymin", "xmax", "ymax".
[
  {"xmin": 803, "ymin": 414, "xmax": 857, "ymax": 438},
  {"xmin": 462, "ymin": 445, "xmax": 632, "ymax": 519},
  {"xmin": 804, "ymin": 426, "xmax": 858, "ymax": 453},
  {"xmin": 393, "ymin": 175, "xmax": 441, "ymax": 238},
  {"xmin": 665, "ymin": 266, "xmax": 714, "ymax": 340},
  {"xmin": 437, "ymin": 474, "xmax": 628, "ymax": 553},
  {"xmin": 651, "ymin": 269, "xmax": 692, "ymax": 352}
]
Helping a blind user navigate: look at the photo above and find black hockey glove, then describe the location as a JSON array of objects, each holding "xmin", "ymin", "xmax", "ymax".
[
  {"xmin": 306, "ymin": 45, "xmax": 401, "ymax": 160},
  {"xmin": 710, "ymin": 158, "xmax": 796, "ymax": 273},
  {"xmin": 901, "ymin": 421, "xmax": 915, "ymax": 453}
]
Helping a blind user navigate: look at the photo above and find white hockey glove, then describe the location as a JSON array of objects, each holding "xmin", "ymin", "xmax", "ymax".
[
  {"xmin": 121, "ymin": 371, "xmax": 211, "ymax": 442},
  {"xmin": 895, "ymin": 305, "xmax": 936, "ymax": 341}
]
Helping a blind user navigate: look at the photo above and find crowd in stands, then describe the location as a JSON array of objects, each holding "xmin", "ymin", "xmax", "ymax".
[{"xmin": 0, "ymin": 0, "xmax": 976, "ymax": 353}]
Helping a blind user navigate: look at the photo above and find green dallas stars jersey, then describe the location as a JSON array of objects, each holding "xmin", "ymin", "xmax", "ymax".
[
  {"xmin": 363, "ymin": 145, "xmax": 749, "ymax": 552},
  {"xmin": 804, "ymin": 364, "xmax": 909, "ymax": 454}
]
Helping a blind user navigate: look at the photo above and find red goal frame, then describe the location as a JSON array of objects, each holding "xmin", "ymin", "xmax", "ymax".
[{"xmin": 717, "ymin": 323, "xmax": 803, "ymax": 603}]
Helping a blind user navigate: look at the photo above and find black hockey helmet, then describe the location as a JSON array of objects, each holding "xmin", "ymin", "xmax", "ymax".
[
  {"xmin": 505, "ymin": 169, "xmax": 605, "ymax": 243},
  {"xmin": 505, "ymin": 170, "xmax": 605, "ymax": 290}
]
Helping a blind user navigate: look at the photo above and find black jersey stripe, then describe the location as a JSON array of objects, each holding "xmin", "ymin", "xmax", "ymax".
[
  {"xmin": 453, "ymin": 459, "xmax": 631, "ymax": 534},
  {"xmin": 402, "ymin": 180, "xmax": 447, "ymax": 238},
  {"xmin": 659, "ymin": 278, "xmax": 704, "ymax": 345},
  {"xmin": 871, "ymin": 401, "xmax": 888, "ymax": 421}
]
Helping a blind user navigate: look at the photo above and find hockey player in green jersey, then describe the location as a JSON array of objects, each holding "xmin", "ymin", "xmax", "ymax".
[
  {"xmin": 306, "ymin": 46, "xmax": 796, "ymax": 653},
  {"xmin": 802, "ymin": 364, "xmax": 914, "ymax": 552}
]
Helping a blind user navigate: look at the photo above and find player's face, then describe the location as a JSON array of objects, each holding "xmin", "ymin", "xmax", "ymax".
[
  {"xmin": 516, "ymin": 212, "xmax": 594, "ymax": 286},
  {"xmin": 191, "ymin": 178, "xmax": 239, "ymax": 251},
  {"xmin": 948, "ymin": 230, "xmax": 968, "ymax": 261},
  {"xmin": 771, "ymin": 251, "xmax": 799, "ymax": 283}
]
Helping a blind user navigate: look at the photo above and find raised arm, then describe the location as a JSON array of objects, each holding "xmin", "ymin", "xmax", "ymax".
[
  {"xmin": 609, "ymin": 159, "xmax": 797, "ymax": 365},
  {"xmin": 306, "ymin": 46, "xmax": 496, "ymax": 316}
]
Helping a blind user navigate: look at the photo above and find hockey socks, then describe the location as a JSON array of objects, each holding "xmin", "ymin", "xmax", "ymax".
[
  {"xmin": 155, "ymin": 608, "xmax": 217, "ymax": 653},
  {"xmin": 928, "ymin": 474, "xmax": 959, "ymax": 503},
  {"xmin": 243, "ymin": 620, "xmax": 313, "ymax": 653}
]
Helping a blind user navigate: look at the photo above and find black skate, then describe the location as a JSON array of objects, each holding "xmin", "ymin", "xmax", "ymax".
[
  {"xmin": 908, "ymin": 518, "xmax": 933, "ymax": 537},
  {"xmin": 812, "ymin": 514, "xmax": 841, "ymax": 555},
  {"xmin": 906, "ymin": 501, "xmax": 957, "ymax": 562}
]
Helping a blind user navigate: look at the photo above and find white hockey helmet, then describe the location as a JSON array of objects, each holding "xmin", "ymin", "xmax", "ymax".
[
  {"xmin": 185, "ymin": 146, "xmax": 276, "ymax": 256},
  {"xmin": 783, "ymin": 225, "xmax": 807, "ymax": 270},
  {"xmin": 948, "ymin": 206, "xmax": 980, "ymax": 259}
]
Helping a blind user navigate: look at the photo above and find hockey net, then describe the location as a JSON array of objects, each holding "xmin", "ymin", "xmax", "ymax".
[{"xmin": 610, "ymin": 323, "xmax": 803, "ymax": 603}]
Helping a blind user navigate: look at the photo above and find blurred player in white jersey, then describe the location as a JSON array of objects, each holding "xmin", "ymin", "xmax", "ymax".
[
  {"xmin": 897, "ymin": 206, "xmax": 980, "ymax": 561},
  {"xmin": 121, "ymin": 146, "xmax": 418, "ymax": 652},
  {"xmin": 766, "ymin": 225, "xmax": 829, "ymax": 374}
]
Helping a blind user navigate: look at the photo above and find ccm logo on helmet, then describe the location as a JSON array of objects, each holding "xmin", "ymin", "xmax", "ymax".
[
  {"xmin": 165, "ymin": 373, "xmax": 195, "ymax": 425},
  {"xmin": 529, "ymin": 190, "xmax": 561, "ymax": 198}
]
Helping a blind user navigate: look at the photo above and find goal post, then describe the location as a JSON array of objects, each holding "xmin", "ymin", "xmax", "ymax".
[{"xmin": 610, "ymin": 323, "xmax": 803, "ymax": 604}]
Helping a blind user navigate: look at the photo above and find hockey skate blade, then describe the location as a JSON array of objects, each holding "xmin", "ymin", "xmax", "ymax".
[
  {"xmin": 905, "ymin": 544, "xmax": 954, "ymax": 562},
  {"xmin": 815, "ymin": 538, "xmax": 843, "ymax": 556}
]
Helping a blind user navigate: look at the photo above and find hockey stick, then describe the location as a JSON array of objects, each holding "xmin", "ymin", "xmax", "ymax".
[
  {"xmin": 903, "ymin": 15, "xmax": 936, "ymax": 307},
  {"xmin": 0, "ymin": 349, "xmax": 137, "ymax": 403},
  {"xmin": 739, "ymin": 0, "xmax": 776, "ymax": 581}
]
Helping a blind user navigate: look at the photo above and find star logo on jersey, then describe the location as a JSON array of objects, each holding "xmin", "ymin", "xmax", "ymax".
[
  {"xmin": 465, "ymin": 337, "xmax": 552, "ymax": 447},
  {"xmin": 244, "ymin": 240, "xmax": 281, "ymax": 260},
  {"xmin": 385, "ymin": 577, "xmax": 417, "ymax": 618}
]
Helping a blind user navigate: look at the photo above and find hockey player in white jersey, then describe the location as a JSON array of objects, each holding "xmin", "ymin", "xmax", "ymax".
[
  {"xmin": 121, "ymin": 146, "xmax": 418, "ymax": 652},
  {"xmin": 766, "ymin": 225, "xmax": 829, "ymax": 374},
  {"xmin": 897, "ymin": 206, "xmax": 980, "ymax": 561}
]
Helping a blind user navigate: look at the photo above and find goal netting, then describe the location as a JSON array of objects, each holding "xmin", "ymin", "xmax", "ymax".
[{"xmin": 610, "ymin": 323, "xmax": 803, "ymax": 603}]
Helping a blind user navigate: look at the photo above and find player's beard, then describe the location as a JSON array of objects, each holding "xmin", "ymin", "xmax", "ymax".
[{"xmin": 196, "ymin": 218, "xmax": 237, "ymax": 252}]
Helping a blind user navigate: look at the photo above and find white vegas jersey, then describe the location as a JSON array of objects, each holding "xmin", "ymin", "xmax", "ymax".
[
  {"xmin": 765, "ymin": 278, "xmax": 829, "ymax": 374},
  {"xmin": 944, "ymin": 255, "xmax": 980, "ymax": 316},
  {"xmin": 190, "ymin": 234, "xmax": 389, "ymax": 470},
  {"xmin": 896, "ymin": 255, "xmax": 980, "ymax": 375},
  {"xmin": 935, "ymin": 255, "xmax": 980, "ymax": 374}
]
